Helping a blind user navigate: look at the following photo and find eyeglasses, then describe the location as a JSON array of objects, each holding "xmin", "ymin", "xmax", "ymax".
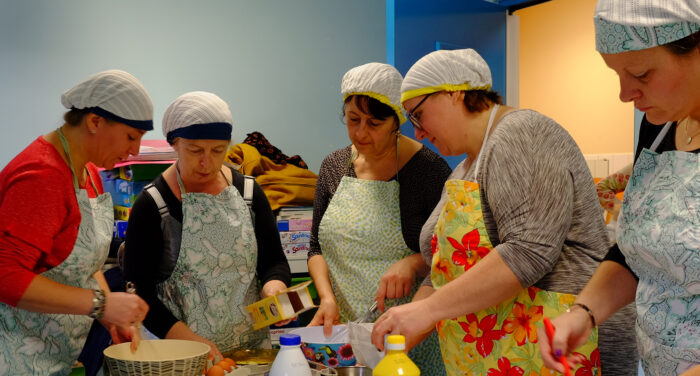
[{"xmin": 406, "ymin": 92, "xmax": 435, "ymax": 131}]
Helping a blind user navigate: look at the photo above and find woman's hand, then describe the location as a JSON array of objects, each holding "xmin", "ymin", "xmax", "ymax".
[
  {"xmin": 371, "ymin": 299, "xmax": 437, "ymax": 352},
  {"xmin": 261, "ymin": 280, "xmax": 288, "ymax": 298},
  {"xmin": 308, "ymin": 297, "xmax": 340, "ymax": 338},
  {"xmin": 375, "ymin": 254, "xmax": 427, "ymax": 312},
  {"xmin": 261, "ymin": 280, "xmax": 297, "ymax": 326},
  {"xmin": 538, "ymin": 308, "xmax": 594, "ymax": 373},
  {"xmin": 166, "ymin": 321, "xmax": 223, "ymax": 360},
  {"xmin": 102, "ymin": 292, "xmax": 148, "ymax": 327}
]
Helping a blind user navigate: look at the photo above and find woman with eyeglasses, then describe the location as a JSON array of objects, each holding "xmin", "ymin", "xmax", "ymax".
[
  {"xmin": 539, "ymin": 2, "xmax": 700, "ymax": 375},
  {"xmin": 370, "ymin": 49, "xmax": 638, "ymax": 375},
  {"xmin": 306, "ymin": 62, "xmax": 450, "ymax": 374}
]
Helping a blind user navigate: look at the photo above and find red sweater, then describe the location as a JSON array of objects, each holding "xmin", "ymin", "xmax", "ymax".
[{"xmin": 0, "ymin": 136, "xmax": 103, "ymax": 306}]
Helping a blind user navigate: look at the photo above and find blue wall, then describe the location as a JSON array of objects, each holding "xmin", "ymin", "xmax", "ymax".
[
  {"xmin": 389, "ymin": 0, "xmax": 508, "ymax": 168},
  {"xmin": 0, "ymin": 0, "xmax": 386, "ymax": 173}
]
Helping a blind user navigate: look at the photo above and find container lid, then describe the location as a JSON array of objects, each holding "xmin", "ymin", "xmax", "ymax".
[
  {"xmin": 279, "ymin": 334, "xmax": 301, "ymax": 346},
  {"xmin": 386, "ymin": 335, "xmax": 405, "ymax": 350}
]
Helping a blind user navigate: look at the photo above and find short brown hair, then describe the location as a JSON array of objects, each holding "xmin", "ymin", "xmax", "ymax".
[
  {"xmin": 63, "ymin": 108, "xmax": 90, "ymax": 126},
  {"xmin": 463, "ymin": 90, "xmax": 503, "ymax": 113},
  {"xmin": 664, "ymin": 31, "xmax": 700, "ymax": 55}
]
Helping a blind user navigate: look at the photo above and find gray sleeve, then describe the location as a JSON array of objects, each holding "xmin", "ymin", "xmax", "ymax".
[{"xmin": 478, "ymin": 114, "xmax": 575, "ymax": 288}]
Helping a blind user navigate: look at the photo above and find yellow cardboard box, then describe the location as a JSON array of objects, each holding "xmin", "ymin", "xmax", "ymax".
[{"xmin": 246, "ymin": 281, "xmax": 316, "ymax": 330}]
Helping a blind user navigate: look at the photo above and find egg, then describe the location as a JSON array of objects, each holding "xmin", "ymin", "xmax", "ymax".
[
  {"xmin": 217, "ymin": 360, "xmax": 233, "ymax": 372},
  {"xmin": 223, "ymin": 357, "xmax": 237, "ymax": 369},
  {"xmin": 207, "ymin": 364, "xmax": 225, "ymax": 376}
]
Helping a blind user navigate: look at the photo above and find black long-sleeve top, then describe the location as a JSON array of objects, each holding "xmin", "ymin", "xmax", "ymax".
[
  {"xmin": 123, "ymin": 168, "xmax": 291, "ymax": 338},
  {"xmin": 604, "ymin": 116, "xmax": 699, "ymax": 278},
  {"xmin": 308, "ymin": 145, "xmax": 452, "ymax": 258}
]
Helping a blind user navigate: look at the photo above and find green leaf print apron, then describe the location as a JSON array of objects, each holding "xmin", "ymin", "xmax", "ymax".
[
  {"xmin": 318, "ymin": 151, "xmax": 445, "ymax": 375},
  {"xmin": 156, "ymin": 166, "xmax": 269, "ymax": 354},
  {"xmin": 617, "ymin": 122, "xmax": 700, "ymax": 376},
  {"xmin": 0, "ymin": 128, "xmax": 113, "ymax": 376},
  {"xmin": 430, "ymin": 105, "xmax": 599, "ymax": 376}
]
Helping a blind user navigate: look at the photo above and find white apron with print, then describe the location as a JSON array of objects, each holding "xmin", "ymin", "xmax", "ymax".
[
  {"xmin": 617, "ymin": 122, "xmax": 700, "ymax": 375},
  {"xmin": 319, "ymin": 174, "xmax": 445, "ymax": 376},
  {"xmin": 157, "ymin": 168, "xmax": 268, "ymax": 354},
  {"xmin": 0, "ymin": 140, "xmax": 113, "ymax": 375}
]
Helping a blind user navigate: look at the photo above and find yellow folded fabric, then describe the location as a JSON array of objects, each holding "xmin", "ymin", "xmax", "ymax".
[{"xmin": 226, "ymin": 143, "xmax": 317, "ymax": 210}]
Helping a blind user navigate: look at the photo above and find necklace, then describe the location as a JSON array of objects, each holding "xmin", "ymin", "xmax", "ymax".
[{"xmin": 683, "ymin": 118, "xmax": 700, "ymax": 144}]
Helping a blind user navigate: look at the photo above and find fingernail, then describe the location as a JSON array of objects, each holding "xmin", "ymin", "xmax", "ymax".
[{"xmin": 555, "ymin": 349, "xmax": 562, "ymax": 358}]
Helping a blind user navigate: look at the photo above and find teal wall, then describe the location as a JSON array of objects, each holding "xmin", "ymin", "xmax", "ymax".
[{"xmin": 0, "ymin": 0, "xmax": 386, "ymax": 173}]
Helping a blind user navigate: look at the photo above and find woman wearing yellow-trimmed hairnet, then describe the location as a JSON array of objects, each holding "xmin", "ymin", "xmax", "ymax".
[
  {"xmin": 371, "ymin": 48, "xmax": 638, "ymax": 375},
  {"xmin": 307, "ymin": 62, "xmax": 450, "ymax": 374}
]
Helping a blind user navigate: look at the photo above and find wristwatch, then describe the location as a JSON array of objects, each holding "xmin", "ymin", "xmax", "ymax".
[{"xmin": 88, "ymin": 289, "xmax": 106, "ymax": 320}]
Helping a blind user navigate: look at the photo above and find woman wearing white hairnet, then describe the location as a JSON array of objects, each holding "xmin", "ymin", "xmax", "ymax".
[
  {"xmin": 307, "ymin": 63, "xmax": 450, "ymax": 374},
  {"xmin": 540, "ymin": 2, "xmax": 700, "ymax": 375},
  {"xmin": 370, "ymin": 49, "xmax": 638, "ymax": 375},
  {"xmin": 0, "ymin": 70, "xmax": 151, "ymax": 375},
  {"xmin": 123, "ymin": 91, "xmax": 291, "ymax": 359}
]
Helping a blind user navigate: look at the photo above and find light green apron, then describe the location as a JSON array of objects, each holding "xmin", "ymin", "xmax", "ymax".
[
  {"xmin": 156, "ymin": 165, "xmax": 269, "ymax": 354},
  {"xmin": 318, "ymin": 152, "xmax": 445, "ymax": 375},
  {"xmin": 0, "ymin": 129, "xmax": 113, "ymax": 375}
]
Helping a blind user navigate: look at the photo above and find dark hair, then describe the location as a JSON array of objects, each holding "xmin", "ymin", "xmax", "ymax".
[
  {"xmin": 342, "ymin": 95, "xmax": 399, "ymax": 126},
  {"xmin": 463, "ymin": 90, "xmax": 503, "ymax": 113},
  {"xmin": 664, "ymin": 31, "xmax": 700, "ymax": 55},
  {"xmin": 63, "ymin": 108, "xmax": 90, "ymax": 126}
]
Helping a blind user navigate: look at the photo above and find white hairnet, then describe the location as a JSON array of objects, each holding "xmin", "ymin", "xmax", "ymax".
[
  {"xmin": 61, "ymin": 69, "xmax": 153, "ymax": 130},
  {"xmin": 162, "ymin": 91, "xmax": 233, "ymax": 144},
  {"xmin": 341, "ymin": 62, "xmax": 407, "ymax": 124},
  {"xmin": 400, "ymin": 49, "xmax": 492, "ymax": 105},
  {"xmin": 595, "ymin": 0, "xmax": 700, "ymax": 53}
]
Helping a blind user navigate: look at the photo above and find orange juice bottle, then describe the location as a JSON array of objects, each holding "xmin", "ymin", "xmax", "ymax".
[{"xmin": 373, "ymin": 335, "xmax": 420, "ymax": 376}]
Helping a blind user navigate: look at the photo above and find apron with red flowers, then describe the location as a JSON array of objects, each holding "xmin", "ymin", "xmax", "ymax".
[{"xmin": 430, "ymin": 106, "xmax": 599, "ymax": 376}]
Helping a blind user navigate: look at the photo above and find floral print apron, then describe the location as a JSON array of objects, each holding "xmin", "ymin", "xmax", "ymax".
[
  {"xmin": 0, "ymin": 129, "xmax": 113, "ymax": 375},
  {"xmin": 430, "ymin": 105, "xmax": 599, "ymax": 376},
  {"xmin": 319, "ymin": 165, "xmax": 444, "ymax": 375},
  {"xmin": 617, "ymin": 122, "xmax": 700, "ymax": 375},
  {"xmin": 156, "ymin": 166, "xmax": 268, "ymax": 354}
]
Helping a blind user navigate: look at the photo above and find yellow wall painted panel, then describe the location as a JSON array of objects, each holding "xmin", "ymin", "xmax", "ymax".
[{"xmin": 517, "ymin": 0, "xmax": 633, "ymax": 154}]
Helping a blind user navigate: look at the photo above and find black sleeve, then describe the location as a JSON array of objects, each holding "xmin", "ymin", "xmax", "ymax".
[
  {"xmin": 634, "ymin": 116, "xmax": 678, "ymax": 162},
  {"xmin": 308, "ymin": 148, "xmax": 349, "ymax": 258},
  {"xmin": 232, "ymin": 170, "xmax": 291, "ymax": 286},
  {"xmin": 398, "ymin": 147, "xmax": 452, "ymax": 253},
  {"xmin": 122, "ymin": 177, "xmax": 180, "ymax": 339},
  {"xmin": 603, "ymin": 244, "xmax": 639, "ymax": 281}
]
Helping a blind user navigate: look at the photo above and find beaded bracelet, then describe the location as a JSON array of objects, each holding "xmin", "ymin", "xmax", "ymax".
[
  {"xmin": 567, "ymin": 302, "xmax": 596, "ymax": 328},
  {"xmin": 88, "ymin": 289, "xmax": 106, "ymax": 320}
]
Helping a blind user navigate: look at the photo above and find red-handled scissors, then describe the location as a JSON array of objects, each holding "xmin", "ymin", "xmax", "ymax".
[{"xmin": 543, "ymin": 317, "xmax": 572, "ymax": 376}]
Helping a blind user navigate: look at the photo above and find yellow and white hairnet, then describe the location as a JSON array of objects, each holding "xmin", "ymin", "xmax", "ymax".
[
  {"xmin": 341, "ymin": 62, "xmax": 407, "ymax": 124},
  {"xmin": 400, "ymin": 49, "xmax": 492, "ymax": 105}
]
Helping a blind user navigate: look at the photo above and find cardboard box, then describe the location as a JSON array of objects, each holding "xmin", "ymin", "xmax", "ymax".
[
  {"xmin": 113, "ymin": 220, "xmax": 128, "ymax": 238},
  {"xmin": 246, "ymin": 281, "xmax": 316, "ymax": 330},
  {"xmin": 283, "ymin": 243, "xmax": 309, "ymax": 259},
  {"xmin": 279, "ymin": 231, "xmax": 311, "ymax": 244},
  {"xmin": 114, "ymin": 205, "xmax": 132, "ymax": 221}
]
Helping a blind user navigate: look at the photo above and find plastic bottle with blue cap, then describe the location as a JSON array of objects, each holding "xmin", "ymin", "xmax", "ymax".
[{"xmin": 269, "ymin": 334, "xmax": 312, "ymax": 376}]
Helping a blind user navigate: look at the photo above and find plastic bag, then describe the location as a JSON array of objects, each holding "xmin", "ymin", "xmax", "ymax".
[{"xmin": 348, "ymin": 322, "xmax": 383, "ymax": 369}]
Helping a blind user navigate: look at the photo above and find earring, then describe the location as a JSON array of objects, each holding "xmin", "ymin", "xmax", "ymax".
[{"xmin": 90, "ymin": 129, "xmax": 97, "ymax": 134}]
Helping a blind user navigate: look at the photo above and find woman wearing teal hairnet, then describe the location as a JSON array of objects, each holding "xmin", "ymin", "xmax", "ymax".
[{"xmin": 540, "ymin": 2, "xmax": 700, "ymax": 375}]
